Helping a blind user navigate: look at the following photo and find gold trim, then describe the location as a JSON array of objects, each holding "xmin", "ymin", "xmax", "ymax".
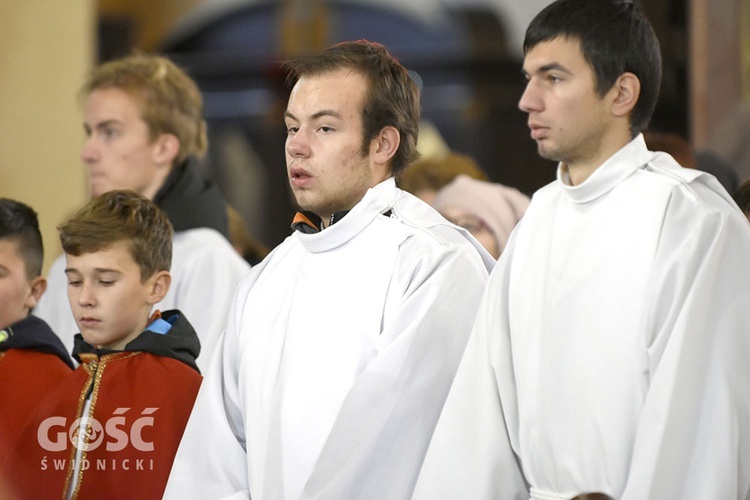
[{"xmin": 64, "ymin": 352, "xmax": 141, "ymax": 498}]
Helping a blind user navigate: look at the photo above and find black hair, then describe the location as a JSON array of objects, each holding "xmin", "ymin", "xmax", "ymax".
[
  {"xmin": 524, "ymin": 0, "xmax": 662, "ymax": 137},
  {"xmin": 0, "ymin": 198, "xmax": 44, "ymax": 279}
]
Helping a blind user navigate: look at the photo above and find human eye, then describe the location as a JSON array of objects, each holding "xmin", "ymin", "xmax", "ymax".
[
  {"xmin": 318, "ymin": 125, "xmax": 334, "ymax": 133},
  {"xmin": 67, "ymin": 279, "xmax": 82, "ymax": 287},
  {"xmin": 98, "ymin": 279, "xmax": 115, "ymax": 287},
  {"xmin": 286, "ymin": 124, "xmax": 299, "ymax": 135}
]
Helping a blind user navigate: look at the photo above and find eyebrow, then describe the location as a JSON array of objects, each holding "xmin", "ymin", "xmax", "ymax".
[
  {"xmin": 83, "ymin": 119, "xmax": 122, "ymax": 133},
  {"xmin": 64, "ymin": 267, "xmax": 122, "ymax": 275},
  {"xmin": 284, "ymin": 109, "xmax": 343, "ymax": 121},
  {"xmin": 524, "ymin": 62, "xmax": 573, "ymax": 77}
]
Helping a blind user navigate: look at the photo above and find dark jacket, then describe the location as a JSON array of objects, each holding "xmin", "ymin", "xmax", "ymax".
[{"xmin": 153, "ymin": 157, "xmax": 229, "ymax": 238}]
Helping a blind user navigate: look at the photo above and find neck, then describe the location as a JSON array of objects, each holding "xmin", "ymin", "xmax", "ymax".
[{"xmin": 562, "ymin": 130, "xmax": 634, "ymax": 186}]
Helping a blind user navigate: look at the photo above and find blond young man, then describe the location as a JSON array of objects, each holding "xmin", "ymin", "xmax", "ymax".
[{"xmin": 35, "ymin": 54, "xmax": 251, "ymax": 372}]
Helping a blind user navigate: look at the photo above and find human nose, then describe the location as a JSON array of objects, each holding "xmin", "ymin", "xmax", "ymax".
[
  {"xmin": 80, "ymin": 135, "xmax": 98, "ymax": 164},
  {"xmin": 286, "ymin": 129, "xmax": 311, "ymax": 159},
  {"xmin": 518, "ymin": 79, "xmax": 541, "ymax": 113},
  {"xmin": 77, "ymin": 282, "xmax": 96, "ymax": 308}
]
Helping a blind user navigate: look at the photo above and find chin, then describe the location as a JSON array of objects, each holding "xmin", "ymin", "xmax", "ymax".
[{"xmin": 537, "ymin": 146, "xmax": 561, "ymax": 163}]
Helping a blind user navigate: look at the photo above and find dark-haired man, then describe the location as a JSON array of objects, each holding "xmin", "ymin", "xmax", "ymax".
[{"xmin": 415, "ymin": 1, "xmax": 750, "ymax": 498}]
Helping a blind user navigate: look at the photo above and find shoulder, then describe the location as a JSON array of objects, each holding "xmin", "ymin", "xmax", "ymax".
[
  {"xmin": 383, "ymin": 192, "xmax": 494, "ymax": 271},
  {"xmin": 639, "ymin": 153, "xmax": 741, "ymax": 216},
  {"xmin": 172, "ymin": 227, "xmax": 235, "ymax": 250},
  {"xmin": 233, "ymin": 236, "xmax": 298, "ymax": 290},
  {"xmin": 526, "ymin": 176, "xmax": 562, "ymax": 205},
  {"xmin": 172, "ymin": 227, "xmax": 251, "ymax": 270},
  {"xmin": 389, "ymin": 189, "xmax": 475, "ymax": 244}
]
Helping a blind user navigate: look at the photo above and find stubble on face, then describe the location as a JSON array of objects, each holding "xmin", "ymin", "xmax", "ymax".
[
  {"xmin": 521, "ymin": 37, "xmax": 614, "ymax": 176},
  {"xmin": 285, "ymin": 69, "xmax": 379, "ymax": 223},
  {"xmin": 536, "ymin": 113, "xmax": 609, "ymax": 168}
]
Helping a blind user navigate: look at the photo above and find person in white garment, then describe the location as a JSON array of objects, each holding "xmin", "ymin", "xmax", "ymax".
[
  {"xmin": 164, "ymin": 40, "xmax": 494, "ymax": 500},
  {"xmin": 414, "ymin": 0, "xmax": 750, "ymax": 499},
  {"xmin": 33, "ymin": 54, "xmax": 251, "ymax": 372}
]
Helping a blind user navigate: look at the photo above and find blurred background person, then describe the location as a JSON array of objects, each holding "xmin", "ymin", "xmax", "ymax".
[
  {"xmin": 34, "ymin": 53, "xmax": 250, "ymax": 372},
  {"xmin": 432, "ymin": 174, "xmax": 529, "ymax": 259},
  {"xmin": 398, "ymin": 150, "xmax": 489, "ymax": 205},
  {"xmin": 226, "ymin": 204, "xmax": 270, "ymax": 266},
  {"xmin": 644, "ymin": 129, "xmax": 739, "ymax": 194}
]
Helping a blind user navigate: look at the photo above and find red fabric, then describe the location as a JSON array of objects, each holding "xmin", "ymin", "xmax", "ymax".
[
  {"xmin": 0, "ymin": 349, "xmax": 73, "ymax": 499},
  {"xmin": 0, "ymin": 350, "xmax": 72, "ymax": 444},
  {"xmin": 7, "ymin": 351, "xmax": 201, "ymax": 499}
]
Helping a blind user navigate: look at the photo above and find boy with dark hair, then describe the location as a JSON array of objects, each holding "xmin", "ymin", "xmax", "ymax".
[
  {"xmin": 0, "ymin": 198, "xmax": 74, "ymax": 456},
  {"xmin": 9, "ymin": 190, "xmax": 202, "ymax": 499},
  {"xmin": 415, "ymin": 0, "xmax": 750, "ymax": 498}
]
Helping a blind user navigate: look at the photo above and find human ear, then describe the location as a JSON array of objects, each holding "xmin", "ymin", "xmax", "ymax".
[
  {"xmin": 370, "ymin": 126, "xmax": 401, "ymax": 165},
  {"xmin": 146, "ymin": 271, "xmax": 171, "ymax": 304},
  {"xmin": 25, "ymin": 276, "xmax": 47, "ymax": 310},
  {"xmin": 152, "ymin": 133, "xmax": 181, "ymax": 165},
  {"xmin": 611, "ymin": 72, "xmax": 640, "ymax": 118}
]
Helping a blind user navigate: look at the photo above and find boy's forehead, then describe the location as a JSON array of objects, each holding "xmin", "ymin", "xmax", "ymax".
[{"xmin": 64, "ymin": 241, "xmax": 136, "ymax": 271}]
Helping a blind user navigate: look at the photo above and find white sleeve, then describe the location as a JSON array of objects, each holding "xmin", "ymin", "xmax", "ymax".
[
  {"xmin": 621, "ymin": 186, "xmax": 750, "ymax": 499},
  {"xmin": 164, "ymin": 280, "xmax": 252, "ymax": 500},
  {"xmin": 413, "ymin": 233, "xmax": 529, "ymax": 500},
  {"xmin": 168, "ymin": 231, "xmax": 251, "ymax": 373}
]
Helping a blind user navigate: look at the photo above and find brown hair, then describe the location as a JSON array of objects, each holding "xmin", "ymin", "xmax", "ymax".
[
  {"xmin": 81, "ymin": 53, "xmax": 207, "ymax": 165},
  {"xmin": 397, "ymin": 151, "xmax": 489, "ymax": 195},
  {"xmin": 59, "ymin": 190, "xmax": 173, "ymax": 282},
  {"xmin": 283, "ymin": 40, "xmax": 420, "ymax": 175}
]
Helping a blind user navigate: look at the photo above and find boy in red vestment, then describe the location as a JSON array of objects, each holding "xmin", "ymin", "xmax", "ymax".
[
  {"xmin": 0, "ymin": 198, "xmax": 75, "ymax": 494},
  {"xmin": 6, "ymin": 190, "xmax": 202, "ymax": 499}
]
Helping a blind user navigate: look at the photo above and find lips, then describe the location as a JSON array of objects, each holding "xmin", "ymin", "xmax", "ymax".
[
  {"xmin": 79, "ymin": 317, "xmax": 101, "ymax": 328},
  {"xmin": 528, "ymin": 122, "xmax": 548, "ymax": 140},
  {"xmin": 289, "ymin": 166, "xmax": 313, "ymax": 188}
]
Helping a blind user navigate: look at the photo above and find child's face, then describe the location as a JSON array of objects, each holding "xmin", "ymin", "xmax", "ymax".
[
  {"xmin": 64, "ymin": 241, "xmax": 161, "ymax": 350},
  {"xmin": 0, "ymin": 239, "xmax": 39, "ymax": 329}
]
